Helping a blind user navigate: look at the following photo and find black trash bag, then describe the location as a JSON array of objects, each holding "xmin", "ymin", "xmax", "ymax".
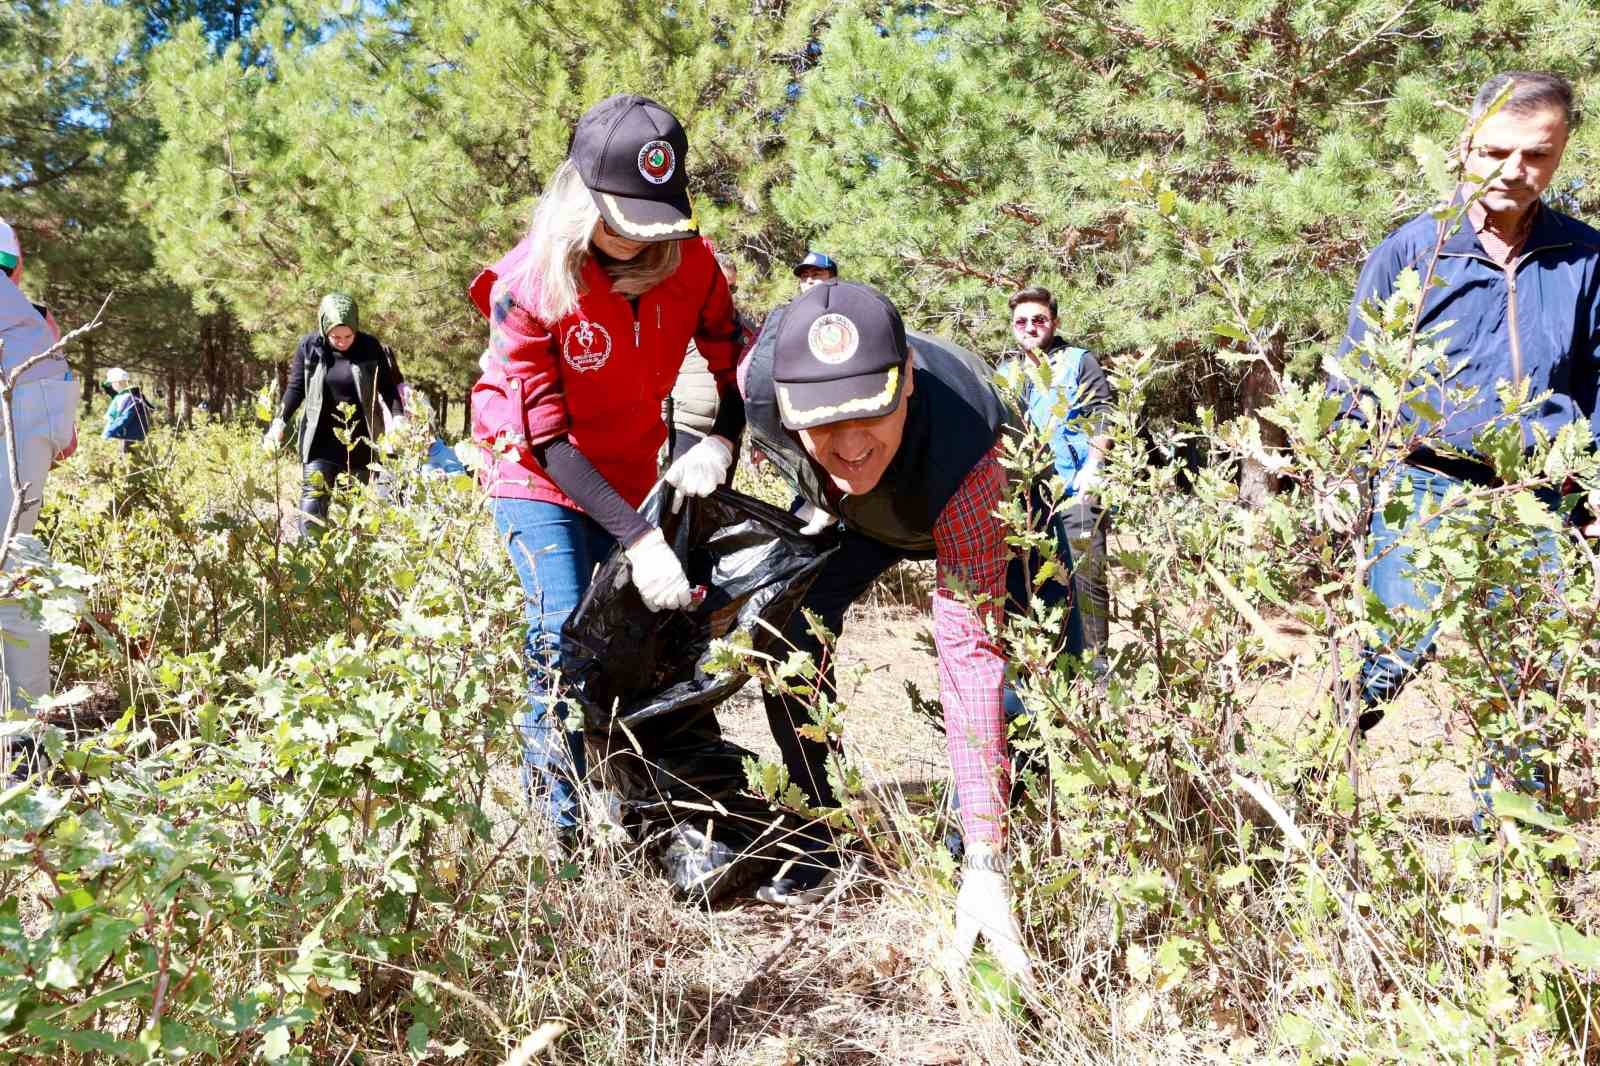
[
  {"xmin": 562, "ymin": 484, "xmax": 837, "ymax": 902},
  {"xmin": 591, "ymin": 717, "xmax": 788, "ymax": 903}
]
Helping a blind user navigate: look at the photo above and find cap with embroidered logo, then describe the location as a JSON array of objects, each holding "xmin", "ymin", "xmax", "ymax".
[
  {"xmin": 771, "ymin": 281, "xmax": 909, "ymax": 430},
  {"xmin": 570, "ymin": 94, "xmax": 696, "ymax": 243}
]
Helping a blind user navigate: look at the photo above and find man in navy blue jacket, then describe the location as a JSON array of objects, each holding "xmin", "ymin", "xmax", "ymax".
[{"xmin": 1335, "ymin": 70, "xmax": 1600, "ymax": 734}]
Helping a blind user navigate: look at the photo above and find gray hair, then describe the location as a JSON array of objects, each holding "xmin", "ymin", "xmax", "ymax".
[{"xmin": 1470, "ymin": 71, "xmax": 1575, "ymax": 128}]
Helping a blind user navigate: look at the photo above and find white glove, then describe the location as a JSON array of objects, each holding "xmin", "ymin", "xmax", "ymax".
[
  {"xmin": 622, "ymin": 529, "xmax": 694, "ymax": 612},
  {"xmin": 953, "ymin": 862, "xmax": 1033, "ymax": 987},
  {"xmin": 797, "ymin": 502, "xmax": 835, "ymax": 536},
  {"xmin": 1585, "ymin": 489, "xmax": 1600, "ymax": 539},
  {"xmin": 261, "ymin": 419, "xmax": 286, "ymax": 454},
  {"xmin": 664, "ymin": 435, "xmax": 734, "ymax": 510}
]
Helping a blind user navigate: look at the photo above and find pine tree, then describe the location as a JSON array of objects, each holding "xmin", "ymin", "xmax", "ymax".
[
  {"xmin": 0, "ymin": 1, "xmax": 273, "ymax": 418},
  {"xmin": 772, "ymin": 1, "xmax": 1600, "ymax": 499},
  {"xmin": 134, "ymin": 0, "xmax": 830, "ymax": 415}
]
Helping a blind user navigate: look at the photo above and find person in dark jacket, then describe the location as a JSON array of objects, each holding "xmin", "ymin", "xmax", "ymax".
[
  {"xmin": 740, "ymin": 280, "xmax": 1073, "ymax": 988},
  {"xmin": 264, "ymin": 292, "xmax": 405, "ymax": 535},
  {"xmin": 1331, "ymin": 71, "xmax": 1600, "ymax": 738}
]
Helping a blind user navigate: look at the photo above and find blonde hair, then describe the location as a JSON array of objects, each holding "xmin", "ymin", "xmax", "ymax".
[{"xmin": 508, "ymin": 159, "xmax": 684, "ymax": 325}]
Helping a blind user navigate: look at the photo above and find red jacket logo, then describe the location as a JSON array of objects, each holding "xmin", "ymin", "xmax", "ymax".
[{"xmin": 563, "ymin": 320, "xmax": 612, "ymax": 373}]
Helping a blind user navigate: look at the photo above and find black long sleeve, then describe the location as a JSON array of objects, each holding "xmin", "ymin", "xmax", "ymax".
[
  {"xmin": 533, "ymin": 437, "xmax": 652, "ymax": 547},
  {"xmin": 376, "ymin": 343, "xmax": 404, "ymax": 416},
  {"xmin": 278, "ymin": 336, "xmax": 312, "ymax": 423},
  {"xmin": 707, "ymin": 383, "xmax": 746, "ymax": 444}
]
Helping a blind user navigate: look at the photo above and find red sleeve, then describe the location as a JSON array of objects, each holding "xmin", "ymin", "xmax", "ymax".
[
  {"xmin": 929, "ymin": 444, "xmax": 1011, "ymax": 848},
  {"xmin": 471, "ymin": 285, "xmax": 569, "ymax": 454},
  {"xmin": 691, "ymin": 240, "xmax": 743, "ymax": 392}
]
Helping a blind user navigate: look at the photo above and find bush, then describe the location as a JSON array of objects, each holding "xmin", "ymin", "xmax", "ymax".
[{"xmin": 2, "ymin": 417, "xmax": 547, "ymax": 1061}]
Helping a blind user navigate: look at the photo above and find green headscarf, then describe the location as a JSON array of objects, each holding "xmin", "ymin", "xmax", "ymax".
[{"xmin": 317, "ymin": 292, "xmax": 359, "ymax": 338}]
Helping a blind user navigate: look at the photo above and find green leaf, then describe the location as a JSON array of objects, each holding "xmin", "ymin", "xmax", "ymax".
[
  {"xmin": 1489, "ymin": 789, "xmax": 1568, "ymax": 832},
  {"xmin": 1410, "ymin": 133, "xmax": 1457, "ymax": 200},
  {"xmin": 1215, "ymin": 865, "xmax": 1252, "ymax": 890},
  {"xmin": 1112, "ymin": 870, "xmax": 1168, "ymax": 905},
  {"xmin": 407, "ymin": 1021, "xmax": 430, "ymax": 1055},
  {"xmin": 43, "ymin": 955, "xmax": 80, "ymax": 990},
  {"xmin": 1510, "ymin": 491, "xmax": 1562, "ymax": 531},
  {"xmin": 332, "ymin": 737, "xmax": 379, "ymax": 768},
  {"xmin": 24, "ymin": 1019, "xmax": 134, "ymax": 1057},
  {"xmin": 1499, "ymin": 911, "xmax": 1600, "ymax": 967},
  {"xmin": 261, "ymin": 1021, "xmax": 293, "ymax": 1061}
]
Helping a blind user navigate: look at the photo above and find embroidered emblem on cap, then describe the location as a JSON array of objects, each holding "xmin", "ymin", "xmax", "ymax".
[
  {"xmin": 637, "ymin": 140, "xmax": 675, "ymax": 185},
  {"xmin": 563, "ymin": 320, "xmax": 613, "ymax": 373},
  {"xmin": 807, "ymin": 313, "xmax": 859, "ymax": 366}
]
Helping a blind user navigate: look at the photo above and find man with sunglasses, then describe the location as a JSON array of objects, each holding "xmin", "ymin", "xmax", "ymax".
[{"xmin": 1007, "ymin": 286, "xmax": 1115, "ymax": 675}]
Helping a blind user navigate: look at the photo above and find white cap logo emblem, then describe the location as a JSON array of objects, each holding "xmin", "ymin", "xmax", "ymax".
[{"xmin": 807, "ymin": 313, "xmax": 859, "ymax": 365}]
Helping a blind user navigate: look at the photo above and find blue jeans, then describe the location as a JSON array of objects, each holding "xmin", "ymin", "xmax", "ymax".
[
  {"xmin": 1362, "ymin": 463, "xmax": 1563, "ymax": 709},
  {"xmin": 1361, "ymin": 463, "xmax": 1564, "ymax": 824},
  {"xmin": 493, "ymin": 498, "xmax": 618, "ymax": 830}
]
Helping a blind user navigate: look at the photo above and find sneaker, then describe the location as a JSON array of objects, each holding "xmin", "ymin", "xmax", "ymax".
[{"xmin": 755, "ymin": 858, "xmax": 839, "ymax": 907}]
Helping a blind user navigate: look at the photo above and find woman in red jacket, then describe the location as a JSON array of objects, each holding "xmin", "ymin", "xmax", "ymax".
[{"xmin": 470, "ymin": 94, "xmax": 744, "ymax": 840}]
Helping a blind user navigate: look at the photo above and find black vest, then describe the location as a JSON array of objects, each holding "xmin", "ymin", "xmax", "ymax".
[{"xmin": 746, "ymin": 308, "xmax": 1014, "ymax": 556}]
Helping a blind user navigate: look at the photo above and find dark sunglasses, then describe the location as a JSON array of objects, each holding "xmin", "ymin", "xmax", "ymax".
[{"xmin": 1012, "ymin": 313, "xmax": 1051, "ymax": 329}]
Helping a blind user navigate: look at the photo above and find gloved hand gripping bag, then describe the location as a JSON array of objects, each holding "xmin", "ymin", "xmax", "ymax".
[
  {"xmin": 561, "ymin": 485, "xmax": 838, "ymax": 902},
  {"xmin": 563, "ymin": 485, "xmax": 834, "ymax": 731}
]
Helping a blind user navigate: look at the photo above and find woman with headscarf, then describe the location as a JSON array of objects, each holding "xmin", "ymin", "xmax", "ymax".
[
  {"xmin": 468, "ymin": 94, "xmax": 744, "ymax": 841},
  {"xmin": 264, "ymin": 292, "xmax": 405, "ymax": 534}
]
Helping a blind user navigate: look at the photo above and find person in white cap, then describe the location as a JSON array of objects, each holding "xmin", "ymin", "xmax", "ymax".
[
  {"xmin": 101, "ymin": 368, "xmax": 154, "ymax": 451},
  {"xmin": 0, "ymin": 217, "xmax": 79, "ymax": 759}
]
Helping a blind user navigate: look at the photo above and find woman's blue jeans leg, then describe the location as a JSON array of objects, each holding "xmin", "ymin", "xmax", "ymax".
[{"xmin": 492, "ymin": 499, "xmax": 616, "ymax": 832}]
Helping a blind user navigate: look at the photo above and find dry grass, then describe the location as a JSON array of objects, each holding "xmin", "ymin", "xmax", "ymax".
[{"xmin": 468, "ymin": 570, "xmax": 1506, "ymax": 1065}]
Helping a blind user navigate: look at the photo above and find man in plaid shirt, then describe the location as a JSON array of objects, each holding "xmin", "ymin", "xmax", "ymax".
[{"xmin": 742, "ymin": 281, "xmax": 1045, "ymax": 984}]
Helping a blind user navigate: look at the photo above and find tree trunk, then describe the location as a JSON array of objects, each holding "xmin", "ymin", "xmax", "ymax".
[{"xmin": 1237, "ymin": 335, "xmax": 1286, "ymax": 508}]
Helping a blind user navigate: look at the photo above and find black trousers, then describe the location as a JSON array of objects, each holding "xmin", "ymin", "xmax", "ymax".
[
  {"xmin": 299, "ymin": 457, "xmax": 370, "ymax": 538},
  {"xmin": 762, "ymin": 508, "xmax": 1077, "ymax": 850}
]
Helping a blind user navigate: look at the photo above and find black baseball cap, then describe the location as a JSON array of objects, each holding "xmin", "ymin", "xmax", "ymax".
[
  {"xmin": 772, "ymin": 282, "xmax": 910, "ymax": 430},
  {"xmin": 570, "ymin": 94, "xmax": 696, "ymax": 243}
]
